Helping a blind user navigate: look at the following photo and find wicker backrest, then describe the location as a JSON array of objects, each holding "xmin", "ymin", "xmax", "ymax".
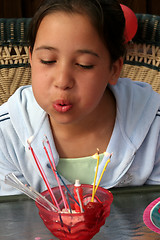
[
  {"xmin": 0, "ymin": 18, "xmax": 31, "ymax": 105},
  {"xmin": 120, "ymin": 14, "xmax": 160, "ymax": 94},
  {"xmin": 0, "ymin": 14, "xmax": 160, "ymax": 106}
]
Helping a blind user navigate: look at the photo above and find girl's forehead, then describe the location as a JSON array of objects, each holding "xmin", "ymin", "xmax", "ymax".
[
  {"xmin": 36, "ymin": 12, "xmax": 99, "ymax": 40},
  {"xmin": 39, "ymin": 11, "xmax": 92, "ymax": 26}
]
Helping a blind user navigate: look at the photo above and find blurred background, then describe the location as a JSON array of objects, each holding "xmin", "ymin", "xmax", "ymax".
[{"xmin": 0, "ymin": 0, "xmax": 160, "ymax": 18}]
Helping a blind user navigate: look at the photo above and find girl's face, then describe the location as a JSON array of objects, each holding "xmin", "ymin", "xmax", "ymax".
[{"xmin": 30, "ymin": 12, "xmax": 122, "ymax": 126}]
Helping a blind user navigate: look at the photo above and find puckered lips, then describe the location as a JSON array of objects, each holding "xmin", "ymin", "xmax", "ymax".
[{"xmin": 53, "ymin": 99, "xmax": 72, "ymax": 113}]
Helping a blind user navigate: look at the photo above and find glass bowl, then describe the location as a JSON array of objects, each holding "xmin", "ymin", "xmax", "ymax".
[{"xmin": 35, "ymin": 184, "xmax": 113, "ymax": 240}]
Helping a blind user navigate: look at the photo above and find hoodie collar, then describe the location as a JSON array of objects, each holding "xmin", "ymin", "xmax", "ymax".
[{"xmin": 110, "ymin": 78, "xmax": 160, "ymax": 149}]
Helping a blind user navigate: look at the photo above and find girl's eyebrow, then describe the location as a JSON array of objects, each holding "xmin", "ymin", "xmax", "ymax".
[
  {"xmin": 35, "ymin": 46, "xmax": 58, "ymax": 51},
  {"xmin": 35, "ymin": 46, "xmax": 99, "ymax": 58},
  {"xmin": 77, "ymin": 49, "xmax": 100, "ymax": 58}
]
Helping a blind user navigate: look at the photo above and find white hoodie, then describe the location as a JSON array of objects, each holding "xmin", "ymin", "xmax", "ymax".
[{"xmin": 0, "ymin": 78, "xmax": 160, "ymax": 195}]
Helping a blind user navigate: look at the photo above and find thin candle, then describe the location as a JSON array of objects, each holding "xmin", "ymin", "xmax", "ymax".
[
  {"xmin": 44, "ymin": 136, "xmax": 68, "ymax": 211},
  {"xmin": 27, "ymin": 138, "xmax": 60, "ymax": 211},
  {"xmin": 43, "ymin": 139, "xmax": 80, "ymax": 206},
  {"xmin": 91, "ymin": 149, "xmax": 100, "ymax": 202},
  {"xmin": 65, "ymin": 191, "xmax": 72, "ymax": 213},
  {"xmin": 56, "ymin": 171, "xmax": 80, "ymax": 206},
  {"xmin": 94, "ymin": 153, "xmax": 112, "ymax": 195}
]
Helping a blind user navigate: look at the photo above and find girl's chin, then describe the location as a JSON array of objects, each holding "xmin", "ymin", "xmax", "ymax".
[{"xmin": 49, "ymin": 114, "xmax": 76, "ymax": 125}]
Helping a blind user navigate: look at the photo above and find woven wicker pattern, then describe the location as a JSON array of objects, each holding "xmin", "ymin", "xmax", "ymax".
[
  {"xmin": 121, "ymin": 64, "xmax": 160, "ymax": 93},
  {"xmin": 0, "ymin": 45, "xmax": 30, "ymax": 65},
  {"xmin": 0, "ymin": 18, "xmax": 31, "ymax": 105},
  {"xmin": 120, "ymin": 14, "xmax": 160, "ymax": 94},
  {"xmin": 0, "ymin": 67, "xmax": 31, "ymax": 104},
  {"xmin": 0, "ymin": 14, "xmax": 160, "ymax": 105}
]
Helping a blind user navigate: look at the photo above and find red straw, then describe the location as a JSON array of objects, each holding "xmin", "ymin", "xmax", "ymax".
[
  {"xmin": 28, "ymin": 141, "xmax": 60, "ymax": 211},
  {"xmin": 43, "ymin": 137, "xmax": 68, "ymax": 211}
]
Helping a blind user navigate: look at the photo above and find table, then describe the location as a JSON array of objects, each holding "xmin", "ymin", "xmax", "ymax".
[{"xmin": 0, "ymin": 185, "xmax": 160, "ymax": 240}]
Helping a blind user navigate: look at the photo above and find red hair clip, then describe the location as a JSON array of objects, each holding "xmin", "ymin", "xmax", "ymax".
[{"xmin": 120, "ymin": 4, "xmax": 138, "ymax": 43}]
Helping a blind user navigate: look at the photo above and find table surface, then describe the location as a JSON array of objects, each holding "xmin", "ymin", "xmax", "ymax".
[{"xmin": 0, "ymin": 185, "xmax": 160, "ymax": 240}]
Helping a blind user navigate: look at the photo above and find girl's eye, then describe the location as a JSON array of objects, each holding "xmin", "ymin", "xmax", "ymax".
[
  {"xmin": 40, "ymin": 59, "xmax": 56, "ymax": 65},
  {"xmin": 76, "ymin": 63, "xmax": 94, "ymax": 69}
]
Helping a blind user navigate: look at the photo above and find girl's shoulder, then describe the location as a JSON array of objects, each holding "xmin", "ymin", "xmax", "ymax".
[{"xmin": 0, "ymin": 85, "xmax": 33, "ymax": 127}]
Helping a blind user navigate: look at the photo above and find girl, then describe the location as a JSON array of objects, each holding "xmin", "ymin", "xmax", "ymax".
[{"xmin": 0, "ymin": 0, "xmax": 160, "ymax": 195}]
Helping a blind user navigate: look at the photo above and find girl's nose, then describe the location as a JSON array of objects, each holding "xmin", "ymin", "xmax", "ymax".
[{"xmin": 54, "ymin": 64, "xmax": 74, "ymax": 90}]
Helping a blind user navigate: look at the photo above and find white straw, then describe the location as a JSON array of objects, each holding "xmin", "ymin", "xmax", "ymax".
[
  {"xmin": 76, "ymin": 188, "xmax": 84, "ymax": 213},
  {"xmin": 5, "ymin": 173, "xmax": 58, "ymax": 212}
]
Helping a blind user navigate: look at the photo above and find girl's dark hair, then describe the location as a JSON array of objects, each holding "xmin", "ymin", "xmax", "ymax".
[{"xmin": 28, "ymin": 0, "xmax": 126, "ymax": 62}]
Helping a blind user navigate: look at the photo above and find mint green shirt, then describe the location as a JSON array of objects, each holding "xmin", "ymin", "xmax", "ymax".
[{"xmin": 56, "ymin": 154, "xmax": 104, "ymax": 184}]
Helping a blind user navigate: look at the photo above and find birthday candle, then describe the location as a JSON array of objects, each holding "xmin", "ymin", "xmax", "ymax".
[
  {"xmin": 43, "ymin": 139, "xmax": 80, "ymax": 207},
  {"xmin": 91, "ymin": 149, "xmax": 100, "ymax": 202},
  {"xmin": 65, "ymin": 191, "xmax": 72, "ymax": 213},
  {"xmin": 94, "ymin": 153, "xmax": 112, "ymax": 195},
  {"xmin": 27, "ymin": 137, "xmax": 60, "ymax": 211},
  {"xmin": 44, "ymin": 136, "xmax": 68, "ymax": 212},
  {"xmin": 56, "ymin": 171, "xmax": 80, "ymax": 207}
]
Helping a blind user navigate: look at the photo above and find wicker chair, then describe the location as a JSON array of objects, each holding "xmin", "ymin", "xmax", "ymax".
[
  {"xmin": 0, "ymin": 14, "xmax": 160, "ymax": 105},
  {"xmin": 120, "ymin": 13, "xmax": 160, "ymax": 93},
  {"xmin": 0, "ymin": 18, "xmax": 31, "ymax": 105}
]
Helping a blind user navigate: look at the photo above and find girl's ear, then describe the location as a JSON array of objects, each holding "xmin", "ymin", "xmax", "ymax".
[
  {"xmin": 29, "ymin": 47, "xmax": 32, "ymax": 67},
  {"xmin": 109, "ymin": 57, "xmax": 123, "ymax": 85}
]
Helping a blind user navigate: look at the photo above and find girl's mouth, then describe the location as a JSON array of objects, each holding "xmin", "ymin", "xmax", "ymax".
[{"xmin": 53, "ymin": 100, "xmax": 72, "ymax": 113}]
